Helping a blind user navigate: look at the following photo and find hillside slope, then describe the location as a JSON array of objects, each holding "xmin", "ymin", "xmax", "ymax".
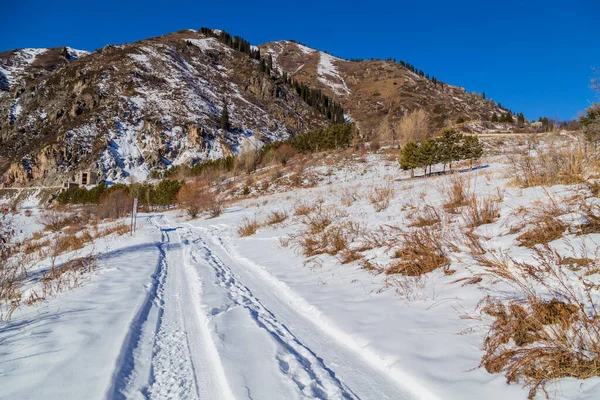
[
  {"xmin": 0, "ymin": 31, "xmax": 328, "ymax": 186},
  {"xmin": 261, "ymin": 41, "xmax": 507, "ymax": 138}
]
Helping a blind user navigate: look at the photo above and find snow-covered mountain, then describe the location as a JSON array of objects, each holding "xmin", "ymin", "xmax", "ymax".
[
  {"xmin": 1, "ymin": 30, "xmax": 512, "ymax": 187},
  {"xmin": 0, "ymin": 30, "xmax": 329, "ymax": 185},
  {"xmin": 261, "ymin": 40, "xmax": 508, "ymax": 137}
]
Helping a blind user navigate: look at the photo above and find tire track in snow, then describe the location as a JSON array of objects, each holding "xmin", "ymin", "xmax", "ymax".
[
  {"xmin": 180, "ymin": 227, "xmax": 357, "ymax": 400},
  {"xmin": 200, "ymin": 224, "xmax": 438, "ymax": 400},
  {"xmin": 108, "ymin": 216, "xmax": 234, "ymax": 400},
  {"xmin": 107, "ymin": 216, "xmax": 169, "ymax": 399}
]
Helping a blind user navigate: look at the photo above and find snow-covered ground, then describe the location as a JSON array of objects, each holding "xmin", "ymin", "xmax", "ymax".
[{"xmin": 2, "ymin": 145, "xmax": 600, "ymax": 399}]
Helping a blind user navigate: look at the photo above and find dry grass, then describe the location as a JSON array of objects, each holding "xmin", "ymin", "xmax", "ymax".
[
  {"xmin": 408, "ymin": 205, "xmax": 441, "ymax": 228},
  {"xmin": 441, "ymin": 175, "xmax": 471, "ymax": 213},
  {"xmin": 53, "ymin": 231, "xmax": 93, "ymax": 255},
  {"xmin": 517, "ymin": 216, "xmax": 566, "ymax": 248},
  {"xmin": 340, "ymin": 187, "xmax": 360, "ymax": 207},
  {"xmin": 463, "ymin": 194, "xmax": 501, "ymax": 228},
  {"xmin": 475, "ymin": 245, "xmax": 600, "ymax": 399},
  {"xmin": 369, "ymin": 183, "xmax": 395, "ymax": 212},
  {"xmin": 508, "ymin": 140, "xmax": 587, "ymax": 188},
  {"xmin": 387, "ymin": 226, "xmax": 450, "ymax": 276},
  {"xmin": 237, "ymin": 217, "xmax": 260, "ymax": 237},
  {"xmin": 293, "ymin": 200, "xmax": 317, "ymax": 216},
  {"xmin": 266, "ymin": 210, "xmax": 288, "ymax": 225},
  {"xmin": 38, "ymin": 210, "xmax": 79, "ymax": 232},
  {"xmin": 27, "ymin": 256, "xmax": 97, "ymax": 305}
]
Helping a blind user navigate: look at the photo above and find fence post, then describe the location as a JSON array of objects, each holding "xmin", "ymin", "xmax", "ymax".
[{"xmin": 131, "ymin": 198, "xmax": 138, "ymax": 235}]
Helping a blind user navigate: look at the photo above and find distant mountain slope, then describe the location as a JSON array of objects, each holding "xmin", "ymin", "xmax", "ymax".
[
  {"xmin": 0, "ymin": 30, "xmax": 513, "ymax": 186},
  {"xmin": 0, "ymin": 30, "xmax": 328, "ymax": 185},
  {"xmin": 260, "ymin": 40, "xmax": 507, "ymax": 138}
]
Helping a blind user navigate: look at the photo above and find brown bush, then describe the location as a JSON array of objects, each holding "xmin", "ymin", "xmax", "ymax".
[
  {"xmin": 517, "ymin": 216, "xmax": 566, "ymax": 248},
  {"xmin": 38, "ymin": 210, "xmax": 78, "ymax": 232},
  {"xmin": 53, "ymin": 231, "xmax": 92, "ymax": 254},
  {"xmin": 397, "ymin": 108, "xmax": 431, "ymax": 143},
  {"xmin": 98, "ymin": 189, "xmax": 132, "ymax": 219},
  {"xmin": 293, "ymin": 220, "xmax": 362, "ymax": 258},
  {"xmin": 387, "ymin": 226, "xmax": 450, "ymax": 276},
  {"xmin": 177, "ymin": 181, "xmax": 221, "ymax": 219},
  {"xmin": 442, "ymin": 175, "xmax": 470, "ymax": 213},
  {"xmin": 508, "ymin": 140, "xmax": 586, "ymax": 188},
  {"xmin": 477, "ymin": 245, "xmax": 600, "ymax": 398},
  {"xmin": 463, "ymin": 195, "xmax": 501, "ymax": 228},
  {"xmin": 237, "ymin": 217, "xmax": 260, "ymax": 237},
  {"xmin": 408, "ymin": 205, "xmax": 441, "ymax": 228},
  {"xmin": 266, "ymin": 210, "xmax": 288, "ymax": 225},
  {"xmin": 274, "ymin": 143, "xmax": 297, "ymax": 165},
  {"xmin": 294, "ymin": 200, "xmax": 317, "ymax": 216},
  {"xmin": 369, "ymin": 183, "xmax": 395, "ymax": 212}
]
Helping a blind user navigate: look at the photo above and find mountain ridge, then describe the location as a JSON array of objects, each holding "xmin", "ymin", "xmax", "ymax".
[{"xmin": 0, "ymin": 28, "xmax": 511, "ymax": 187}]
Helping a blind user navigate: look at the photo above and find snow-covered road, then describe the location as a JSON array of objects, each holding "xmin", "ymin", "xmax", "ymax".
[{"xmin": 111, "ymin": 215, "xmax": 424, "ymax": 399}]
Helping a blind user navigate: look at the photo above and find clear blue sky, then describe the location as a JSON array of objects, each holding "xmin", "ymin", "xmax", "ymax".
[{"xmin": 2, "ymin": 0, "xmax": 598, "ymax": 120}]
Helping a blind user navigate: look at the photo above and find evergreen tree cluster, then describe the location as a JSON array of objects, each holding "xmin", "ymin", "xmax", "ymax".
[
  {"xmin": 284, "ymin": 78, "xmax": 345, "ymax": 124},
  {"xmin": 199, "ymin": 27, "xmax": 344, "ymax": 124},
  {"xmin": 399, "ymin": 130, "xmax": 483, "ymax": 177},
  {"xmin": 491, "ymin": 112, "xmax": 514, "ymax": 123},
  {"xmin": 537, "ymin": 116, "xmax": 555, "ymax": 132},
  {"xmin": 199, "ymin": 27, "xmax": 260, "ymax": 59},
  {"xmin": 580, "ymin": 103, "xmax": 600, "ymax": 144},
  {"xmin": 290, "ymin": 123, "xmax": 354, "ymax": 152},
  {"xmin": 57, "ymin": 179, "xmax": 182, "ymax": 207}
]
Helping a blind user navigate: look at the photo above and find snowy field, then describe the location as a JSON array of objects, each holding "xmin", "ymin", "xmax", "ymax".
[{"xmin": 2, "ymin": 137, "xmax": 600, "ymax": 399}]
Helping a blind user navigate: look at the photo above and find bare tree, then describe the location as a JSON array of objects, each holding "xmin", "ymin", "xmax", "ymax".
[{"xmin": 398, "ymin": 108, "xmax": 431, "ymax": 143}]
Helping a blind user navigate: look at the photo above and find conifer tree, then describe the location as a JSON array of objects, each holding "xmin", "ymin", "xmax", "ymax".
[
  {"xmin": 220, "ymin": 100, "xmax": 230, "ymax": 131},
  {"xmin": 399, "ymin": 141, "xmax": 419, "ymax": 178},
  {"xmin": 418, "ymin": 138, "xmax": 438, "ymax": 176}
]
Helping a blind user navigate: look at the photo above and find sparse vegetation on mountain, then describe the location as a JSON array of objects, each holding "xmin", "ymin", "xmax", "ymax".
[
  {"xmin": 220, "ymin": 99, "xmax": 230, "ymax": 131},
  {"xmin": 199, "ymin": 26, "xmax": 260, "ymax": 59}
]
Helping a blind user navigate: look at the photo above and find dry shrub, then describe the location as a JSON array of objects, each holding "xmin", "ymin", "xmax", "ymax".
[
  {"xmin": 339, "ymin": 249, "xmax": 363, "ymax": 264},
  {"xmin": 273, "ymin": 143, "xmax": 297, "ymax": 165},
  {"xmin": 294, "ymin": 221, "xmax": 362, "ymax": 258},
  {"xmin": 576, "ymin": 201, "xmax": 600, "ymax": 234},
  {"xmin": 266, "ymin": 210, "xmax": 288, "ymax": 225},
  {"xmin": 238, "ymin": 217, "xmax": 260, "ymax": 237},
  {"xmin": 98, "ymin": 189, "xmax": 132, "ymax": 219},
  {"xmin": 408, "ymin": 205, "xmax": 441, "ymax": 228},
  {"xmin": 28, "ymin": 256, "xmax": 97, "ymax": 305},
  {"xmin": 517, "ymin": 216, "xmax": 566, "ymax": 248},
  {"xmin": 369, "ymin": 183, "xmax": 395, "ymax": 212},
  {"xmin": 177, "ymin": 180, "xmax": 221, "ymax": 218},
  {"xmin": 54, "ymin": 231, "xmax": 92, "ymax": 254},
  {"xmin": 508, "ymin": 140, "xmax": 586, "ymax": 188},
  {"xmin": 340, "ymin": 187, "xmax": 360, "ymax": 207},
  {"xmin": 398, "ymin": 108, "xmax": 431, "ymax": 143},
  {"xmin": 31, "ymin": 231, "xmax": 45, "ymax": 241},
  {"xmin": 387, "ymin": 226, "xmax": 450, "ymax": 276},
  {"xmin": 293, "ymin": 200, "xmax": 316, "ymax": 216},
  {"xmin": 38, "ymin": 210, "xmax": 78, "ymax": 232},
  {"xmin": 95, "ymin": 223, "xmax": 130, "ymax": 238},
  {"xmin": 238, "ymin": 146, "xmax": 260, "ymax": 174},
  {"xmin": 477, "ymin": 245, "xmax": 600, "ymax": 398},
  {"xmin": 463, "ymin": 194, "xmax": 501, "ymax": 228},
  {"xmin": 23, "ymin": 238, "xmax": 51, "ymax": 255},
  {"xmin": 442, "ymin": 175, "xmax": 471, "ymax": 213}
]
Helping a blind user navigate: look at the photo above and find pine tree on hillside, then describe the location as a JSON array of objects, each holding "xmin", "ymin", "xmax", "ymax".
[
  {"xmin": 399, "ymin": 141, "xmax": 420, "ymax": 178},
  {"xmin": 220, "ymin": 100, "xmax": 230, "ymax": 131}
]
